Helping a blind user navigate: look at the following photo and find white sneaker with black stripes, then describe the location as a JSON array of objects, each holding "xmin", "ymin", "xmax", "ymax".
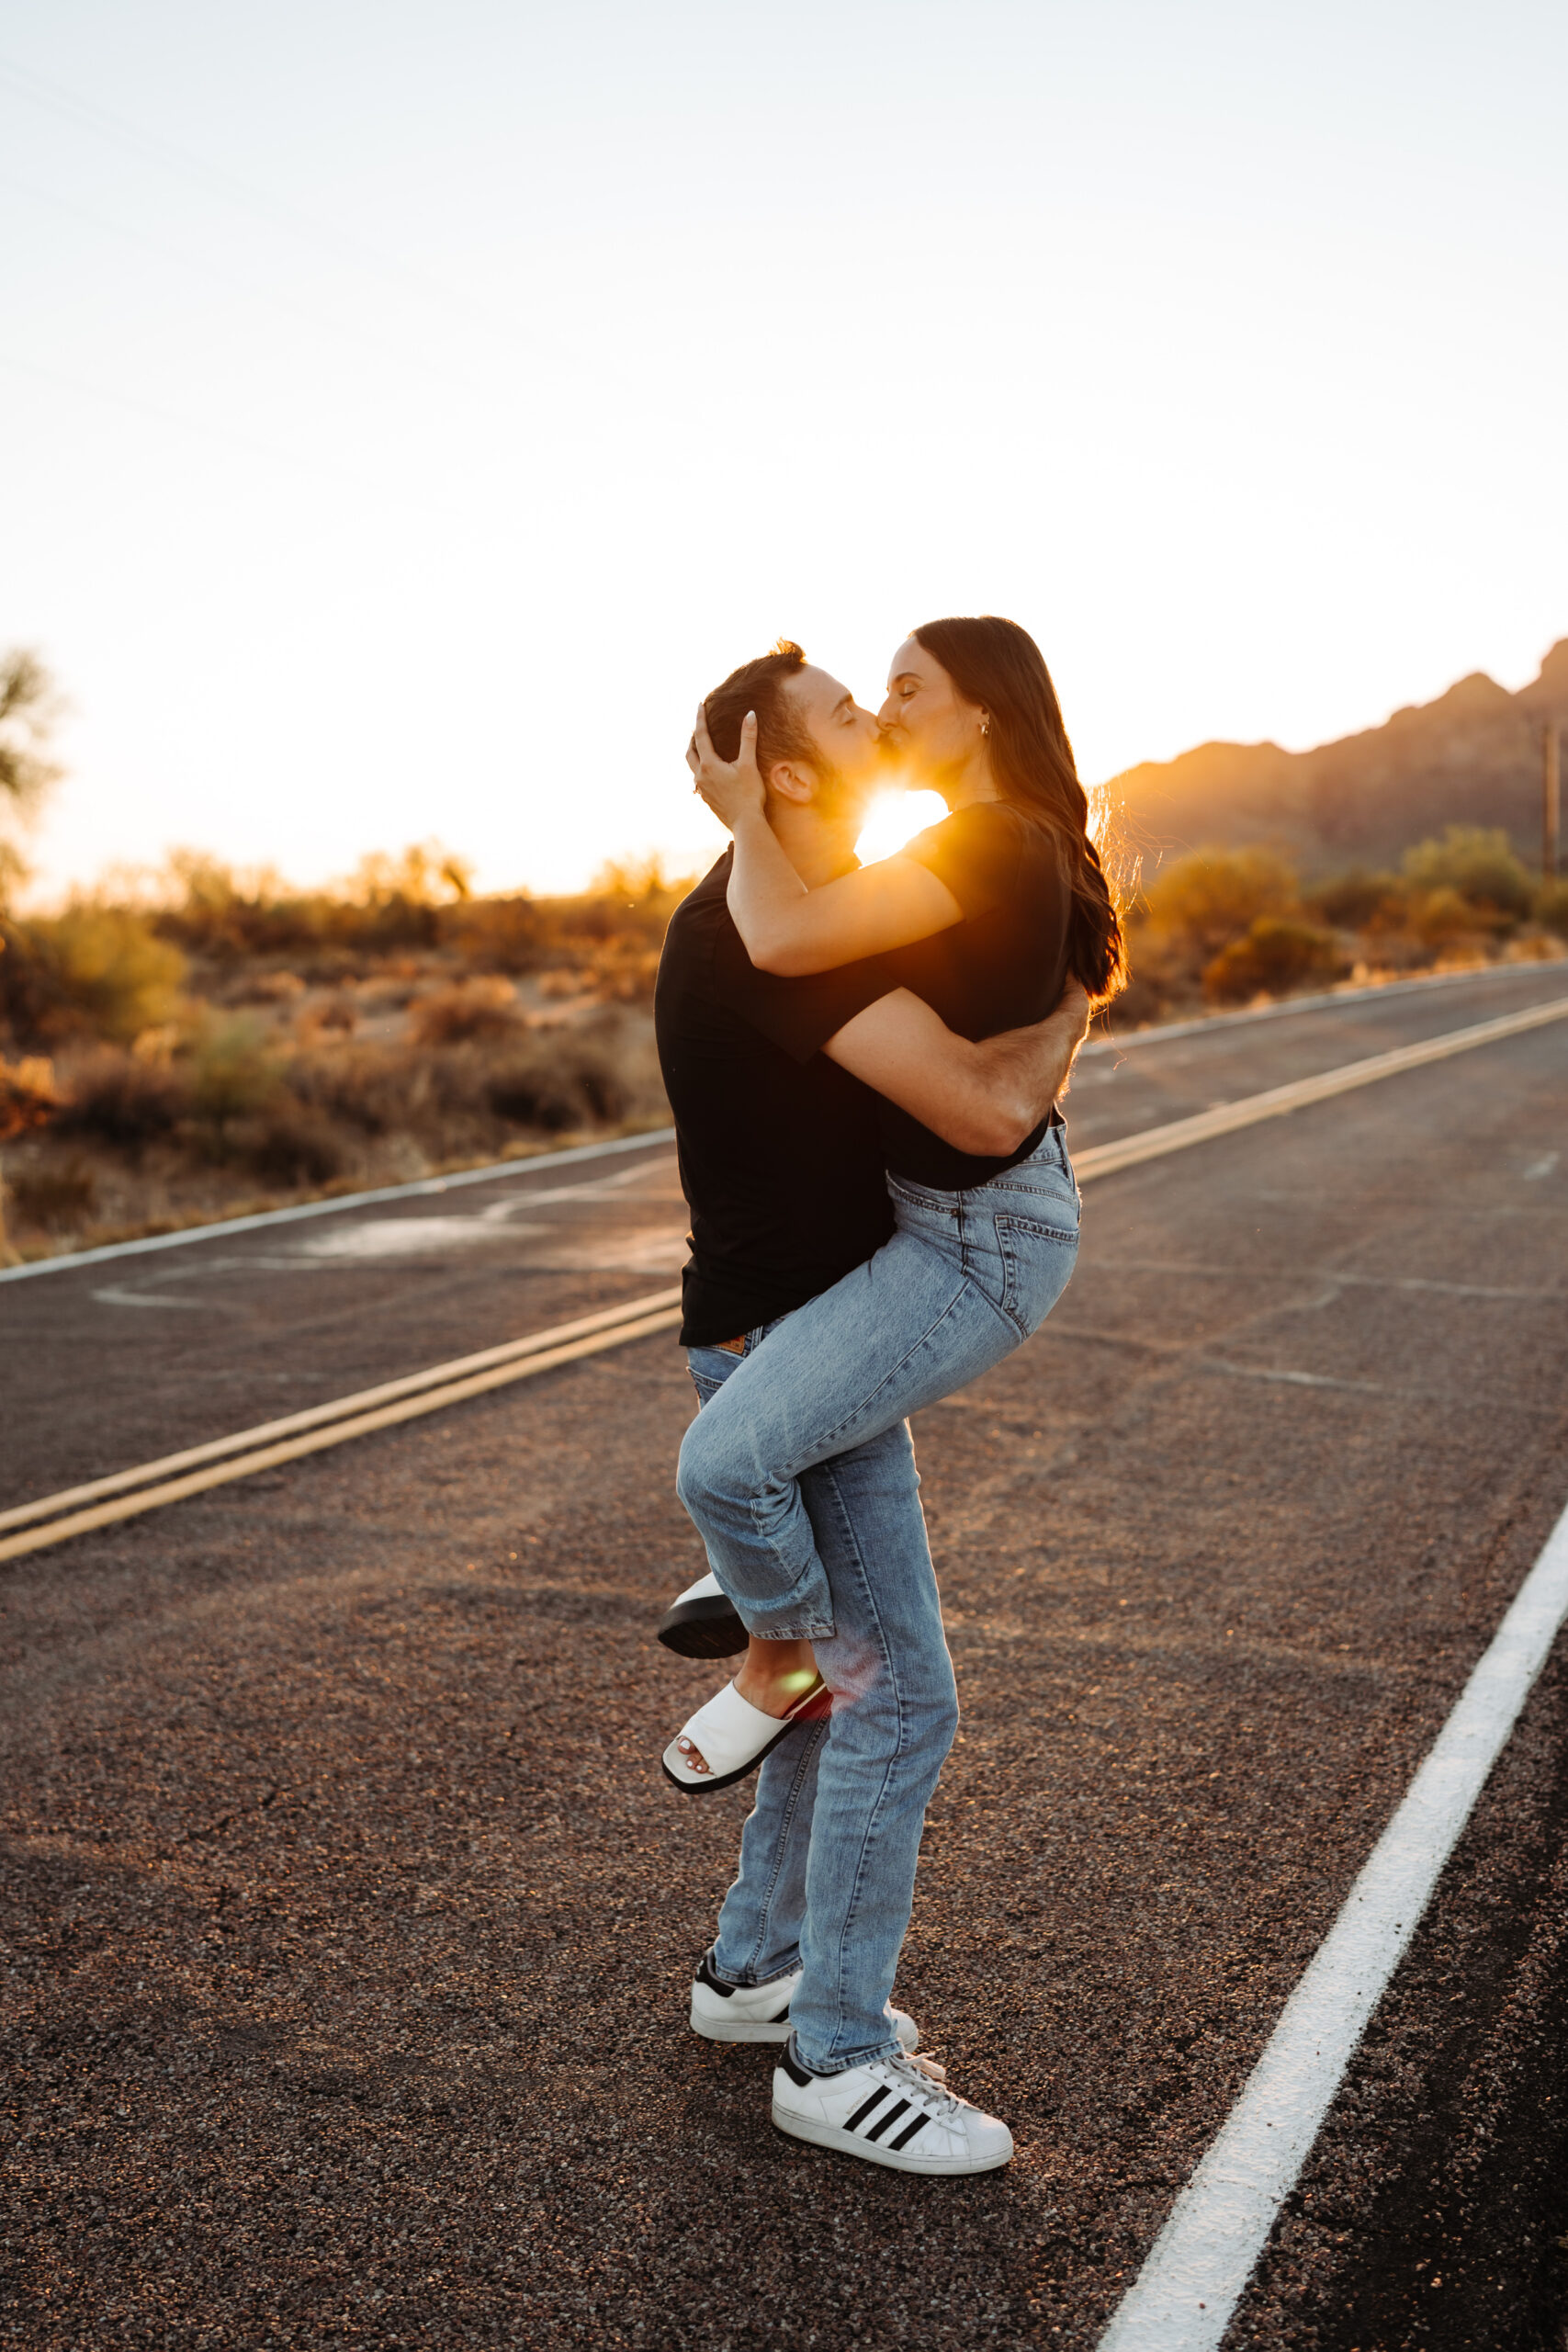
[
  {"xmin": 772, "ymin": 2046, "xmax": 1013, "ymax": 2174},
  {"xmin": 690, "ymin": 1952, "xmax": 919, "ymax": 2049}
]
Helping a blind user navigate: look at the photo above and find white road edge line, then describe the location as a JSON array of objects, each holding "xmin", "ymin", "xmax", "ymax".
[
  {"xmin": 0, "ymin": 1125, "xmax": 679, "ymax": 1284},
  {"xmin": 1096, "ymin": 1494, "xmax": 1568, "ymax": 2352}
]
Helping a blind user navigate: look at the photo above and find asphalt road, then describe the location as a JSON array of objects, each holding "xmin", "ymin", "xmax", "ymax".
[
  {"xmin": 4, "ymin": 961, "xmax": 1568, "ymax": 2350},
  {"xmin": 5, "ymin": 957, "xmax": 1563, "ymax": 1517}
]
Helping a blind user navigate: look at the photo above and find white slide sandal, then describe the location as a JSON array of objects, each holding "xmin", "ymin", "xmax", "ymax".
[{"xmin": 661, "ymin": 1677, "xmax": 831, "ymax": 1795}]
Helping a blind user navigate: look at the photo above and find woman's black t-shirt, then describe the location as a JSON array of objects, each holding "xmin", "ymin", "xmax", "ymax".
[{"xmin": 878, "ymin": 799, "xmax": 1073, "ymax": 1190}]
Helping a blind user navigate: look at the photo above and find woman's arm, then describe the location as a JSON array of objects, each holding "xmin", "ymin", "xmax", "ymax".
[
  {"xmin": 728, "ymin": 808, "xmax": 963, "ymax": 974},
  {"xmin": 690, "ymin": 707, "xmax": 963, "ymax": 976},
  {"xmin": 823, "ymin": 982, "xmax": 1091, "ymax": 1157}
]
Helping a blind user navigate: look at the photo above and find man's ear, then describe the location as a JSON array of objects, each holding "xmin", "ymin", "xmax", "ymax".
[{"xmin": 764, "ymin": 762, "xmax": 817, "ymax": 808}]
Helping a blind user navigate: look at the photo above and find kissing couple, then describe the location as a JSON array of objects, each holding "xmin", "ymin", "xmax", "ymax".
[{"xmin": 650, "ymin": 615, "xmax": 1124, "ymax": 2174}]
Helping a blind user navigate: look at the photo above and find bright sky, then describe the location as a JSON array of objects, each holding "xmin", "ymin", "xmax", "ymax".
[{"xmin": 4, "ymin": 0, "xmax": 1565, "ymax": 902}]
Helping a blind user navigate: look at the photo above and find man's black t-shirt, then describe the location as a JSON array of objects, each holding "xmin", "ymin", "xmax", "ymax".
[
  {"xmin": 879, "ymin": 801, "xmax": 1072, "ymax": 1191},
  {"xmin": 654, "ymin": 852, "xmax": 897, "ymax": 1347}
]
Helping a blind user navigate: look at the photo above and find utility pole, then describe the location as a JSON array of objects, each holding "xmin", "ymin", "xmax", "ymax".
[{"xmin": 1546, "ymin": 721, "xmax": 1562, "ymax": 881}]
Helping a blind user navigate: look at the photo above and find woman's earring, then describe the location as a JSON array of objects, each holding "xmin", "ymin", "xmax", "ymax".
[{"xmin": 979, "ymin": 716, "xmax": 990, "ymax": 737}]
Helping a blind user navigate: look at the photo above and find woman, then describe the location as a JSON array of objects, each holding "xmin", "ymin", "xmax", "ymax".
[{"xmin": 665, "ymin": 614, "xmax": 1125, "ymax": 1790}]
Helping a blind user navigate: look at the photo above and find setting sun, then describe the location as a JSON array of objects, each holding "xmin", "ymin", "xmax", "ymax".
[{"xmin": 855, "ymin": 789, "xmax": 948, "ymax": 868}]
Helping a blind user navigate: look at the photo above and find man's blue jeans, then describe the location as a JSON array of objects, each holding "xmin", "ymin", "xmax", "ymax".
[
  {"xmin": 692, "ymin": 1341, "xmax": 955, "ymax": 2074},
  {"xmin": 676, "ymin": 1126, "xmax": 1081, "ymax": 1642}
]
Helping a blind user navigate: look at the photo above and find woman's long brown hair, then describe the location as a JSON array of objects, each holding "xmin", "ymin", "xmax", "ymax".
[{"xmin": 913, "ymin": 615, "xmax": 1127, "ymax": 1006}]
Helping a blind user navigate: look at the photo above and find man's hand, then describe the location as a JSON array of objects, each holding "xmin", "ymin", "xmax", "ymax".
[
  {"xmin": 822, "ymin": 978, "xmax": 1093, "ymax": 1159},
  {"xmin": 688, "ymin": 705, "xmax": 767, "ymax": 832},
  {"xmin": 1048, "ymin": 979, "xmax": 1093, "ymax": 1088},
  {"xmin": 963, "ymin": 978, "xmax": 1090, "ymax": 1146}
]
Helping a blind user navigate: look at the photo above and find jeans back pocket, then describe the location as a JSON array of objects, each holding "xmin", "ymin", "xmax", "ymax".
[{"xmin": 993, "ymin": 1210, "xmax": 1079, "ymax": 1337}]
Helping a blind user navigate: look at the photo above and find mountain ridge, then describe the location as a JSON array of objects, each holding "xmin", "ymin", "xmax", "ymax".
[{"xmin": 1107, "ymin": 639, "xmax": 1568, "ymax": 875}]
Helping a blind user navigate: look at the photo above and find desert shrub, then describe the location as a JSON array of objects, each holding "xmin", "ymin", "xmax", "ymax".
[
  {"xmin": 48, "ymin": 905, "xmax": 186, "ymax": 1039},
  {"xmin": 178, "ymin": 1023, "xmax": 361, "ymax": 1178},
  {"xmin": 486, "ymin": 1039, "xmax": 629, "ymax": 1132},
  {"xmin": 279, "ymin": 1027, "xmax": 638, "ymax": 1151},
  {"xmin": 356, "ymin": 975, "xmax": 418, "ymax": 1013},
  {"xmin": 46, "ymin": 846, "xmax": 697, "ymax": 1004},
  {"xmin": 302, "ymin": 992, "xmax": 357, "ymax": 1036},
  {"xmin": 447, "ymin": 893, "xmax": 549, "ymax": 974},
  {"xmin": 445, "ymin": 858, "xmax": 696, "ymax": 982},
  {"xmin": 1103, "ymin": 924, "xmax": 1197, "ymax": 1027},
  {"xmin": 1140, "ymin": 847, "xmax": 1298, "ymax": 957},
  {"xmin": 485, "ymin": 1070, "xmax": 589, "ymax": 1133},
  {"xmin": 1, "ymin": 922, "xmax": 62, "ymax": 1048},
  {"xmin": 153, "ymin": 852, "xmax": 286, "ymax": 958},
  {"xmin": 0, "ymin": 1053, "xmax": 65, "ymax": 1138},
  {"xmin": 1, "ymin": 906, "xmax": 185, "ymax": 1046},
  {"xmin": 231, "ymin": 968, "xmax": 307, "ymax": 1006},
  {"xmin": 5, "ymin": 1159, "xmax": 96, "ymax": 1230},
  {"xmin": 585, "ymin": 943, "xmax": 664, "ymax": 1002},
  {"xmin": 1102, "ymin": 967, "xmax": 1171, "ymax": 1029},
  {"xmin": 590, "ymin": 854, "xmax": 694, "ymax": 927},
  {"xmin": 187, "ymin": 1018, "xmax": 279, "ymax": 1127},
  {"xmin": 54, "ymin": 1047, "xmax": 189, "ymax": 1151},
  {"xmin": 1533, "ymin": 879, "xmax": 1568, "ymax": 939},
  {"xmin": 227, "ymin": 1107, "xmax": 346, "ymax": 1187},
  {"xmin": 281, "ymin": 1044, "xmax": 413, "ymax": 1136},
  {"xmin": 292, "ymin": 947, "xmax": 363, "ymax": 986},
  {"xmin": 575, "ymin": 1060, "xmax": 629, "ymax": 1121},
  {"xmin": 409, "ymin": 978, "xmax": 524, "ymax": 1045},
  {"xmin": 1304, "ymin": 869, "xmax": 1407, "ymax": 932},
  {"xmin": 1402, "ymin": 827, "xmax": 1532, "ymax": 922},
  {"xmin": 1409, "ymin": 887, "xmax": 1487, "ymax": 948},
  {"xmin": 1202, "ymin": 918, "xmax": 1348, "ymax": 1003},
  {"xmin": 152, "ymin": 843, "xmax": 473, "ymax": 961}
]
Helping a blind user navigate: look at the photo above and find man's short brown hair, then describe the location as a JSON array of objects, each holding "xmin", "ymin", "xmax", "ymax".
[{"xmin": 700, "ymin": 639, "xmax": 815, "ymax": 783}]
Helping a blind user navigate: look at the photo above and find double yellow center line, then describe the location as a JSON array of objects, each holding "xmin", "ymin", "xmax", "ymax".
[
  {"xmin": 0, "ymin": 1294, "xmax": 683, "ymax": 1562},
  {"xmin": 6, "ymin": 992, "xmax": 1564, "ymax": 1565}
]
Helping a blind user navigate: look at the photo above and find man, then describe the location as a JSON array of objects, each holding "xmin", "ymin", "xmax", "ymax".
[{"xmin": 653, "ymin": 640, "xmax": 1087, "ymax": 2174}]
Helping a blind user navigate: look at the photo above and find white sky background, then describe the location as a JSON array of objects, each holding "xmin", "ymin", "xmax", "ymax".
[{"xmin": 4, "ymin": 0, "xmax": 1566, "ymax": 901}]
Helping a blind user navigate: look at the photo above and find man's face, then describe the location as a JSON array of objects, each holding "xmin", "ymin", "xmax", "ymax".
[{"xmin": 773, "ymin": 665, "xmax": 887, "ymax": 824}]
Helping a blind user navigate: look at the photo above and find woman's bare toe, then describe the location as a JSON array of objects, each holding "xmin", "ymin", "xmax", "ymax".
[{"xmin": 676, "ymin": 1736, "xmax": 711, "ymax": 1774}]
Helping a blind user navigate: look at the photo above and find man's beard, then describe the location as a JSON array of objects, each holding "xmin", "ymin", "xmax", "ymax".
[
  {"xmin": 808, "ymin": 754, "xmax": 864, "ymax": 824},
  {"xmin": 871, "ymin": 725, "xmax": 926, "ymax": 794}
]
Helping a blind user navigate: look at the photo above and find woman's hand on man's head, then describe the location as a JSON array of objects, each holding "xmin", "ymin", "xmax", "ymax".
[{"xmin": 688, "ymin": 705, "xmax": 767, "ymax": 831}]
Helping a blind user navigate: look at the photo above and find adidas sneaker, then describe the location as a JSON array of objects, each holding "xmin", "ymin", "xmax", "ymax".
[
  {"xmin": 772, "ymin": 2045, "xmax": 1013, "ymax": 2174},
  {"xmin": 690, "ymin": 1952, "xmax": 917, "ymax": 2050}
]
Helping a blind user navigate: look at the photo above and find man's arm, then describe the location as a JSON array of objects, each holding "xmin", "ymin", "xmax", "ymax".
[{"xmin": 822, "ymin": 980, "xmax": 1091, "ymax": 1158}]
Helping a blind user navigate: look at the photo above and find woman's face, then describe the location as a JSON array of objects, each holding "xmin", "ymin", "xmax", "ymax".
[{"xmin": 877, "ymin": 637, "xmax": 985, "ymax": 781}]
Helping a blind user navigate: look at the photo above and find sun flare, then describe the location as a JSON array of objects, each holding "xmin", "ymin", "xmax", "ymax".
[{"xmin": 854, "ymin": 789, "xmax": 948, "ymax": 868}]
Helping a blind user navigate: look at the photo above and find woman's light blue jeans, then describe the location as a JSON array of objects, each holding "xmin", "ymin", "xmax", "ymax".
[
  {"xmin": 676, "ymin": 1125, "xmax": 1081, "ymax": 1644},
  {"xmin": 682, "ymin": 1125, "xmax": 1080, "ymax": 2073}
]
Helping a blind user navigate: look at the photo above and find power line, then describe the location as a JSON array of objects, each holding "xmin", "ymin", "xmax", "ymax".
[
  {"xmin": 0, "ymin": 347, "xmax": 378, "ymax": 489},
  {"xmin": 0, "ymin": 58, "xmax": 578, "ymax": 513},
  {"xmin": 0, "ymin": 51, "xmax": 487, "ymax": 330},
  {"xmin": 0, "ymin": 167, "xmax": 424, "ymax": 369}
]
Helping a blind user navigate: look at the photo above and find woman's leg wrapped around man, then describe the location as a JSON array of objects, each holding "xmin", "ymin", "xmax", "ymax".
[{"xmin": 675, "ymin": 1145, "xmax": 1077, "ymax": 1644}]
